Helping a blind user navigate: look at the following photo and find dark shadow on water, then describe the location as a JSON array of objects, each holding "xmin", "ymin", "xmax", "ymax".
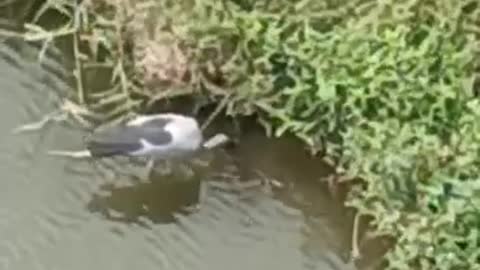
[{"xmin": 87, "ymin": 174, "xmax": 202, "ymax": 226}]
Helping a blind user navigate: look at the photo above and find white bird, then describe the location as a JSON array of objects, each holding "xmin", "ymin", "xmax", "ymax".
[{"xmin": 84, "ymin": 113, "xmax": 231, "ymax": 176}]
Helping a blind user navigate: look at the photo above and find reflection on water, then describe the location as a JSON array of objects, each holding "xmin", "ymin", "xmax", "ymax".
[
  {"xmin": 0, "ymin": 5, "xmax": 388, "ymax": 270},
  {"xmin": 87, "ymin": 175, "xmax": 202, "ymax": 225}
]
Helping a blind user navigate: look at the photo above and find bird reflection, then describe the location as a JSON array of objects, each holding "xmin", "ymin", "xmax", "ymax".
[{"xmin": 87, "ymin": 172, "xmax": 202, "ymax": 226}]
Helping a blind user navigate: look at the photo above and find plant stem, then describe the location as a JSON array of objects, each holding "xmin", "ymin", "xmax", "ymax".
[
  {"xmin": 201, "ymin": 92, "xmax": 232, "ymax": 131},
  {"xmin": 351, "ymin": 211, "xmax": 362, "ymax": 260},
  {"xmin": 73, "ymin": 2, "xmax": 84, "ymax": 104}
]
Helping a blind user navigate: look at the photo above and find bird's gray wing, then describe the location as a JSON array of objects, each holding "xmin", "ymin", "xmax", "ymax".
[
  {"xmin": 85, "ymin": 121, "xmax": 173, "ymax": 157},
  {"xmin": 128, "ymin": 117, "xmax": 174, "ymax": 145}
]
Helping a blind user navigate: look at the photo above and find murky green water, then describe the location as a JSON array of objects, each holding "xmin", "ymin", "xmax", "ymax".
[{"xmin": 0, "ymin": 4, "xmax": 388, "ymax": 270}]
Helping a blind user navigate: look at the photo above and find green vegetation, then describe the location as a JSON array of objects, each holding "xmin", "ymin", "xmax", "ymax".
[{"xmin": 16, "ymin": 0, "xmax": 480, "ymax": 269}]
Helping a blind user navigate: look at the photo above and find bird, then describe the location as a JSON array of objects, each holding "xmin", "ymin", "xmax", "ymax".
[{"xmin": 83, "ymin": 113, "xmax": 231, "ymax": 177}]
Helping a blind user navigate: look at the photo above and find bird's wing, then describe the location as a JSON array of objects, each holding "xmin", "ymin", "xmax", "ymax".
[
  {"xmin": 85, "ymin": 122, "xmax": 172, "ymax": 157},
  {"xmin": 126, "ymin": 114, "xmax": 173, "ymax": 127}
]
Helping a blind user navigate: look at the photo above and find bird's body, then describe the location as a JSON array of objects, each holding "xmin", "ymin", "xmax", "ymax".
[
  {"xmin": 85, "ymin": 113, "xmax": 205, "ymax": 160},
  {"xmin": 45, "ymin": 113, "xmax": 230, "ymax": 180}
]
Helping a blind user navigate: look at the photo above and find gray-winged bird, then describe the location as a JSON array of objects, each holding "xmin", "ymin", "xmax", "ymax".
[{"xmin": 84, "ymin": 113, "xmax": 230, "ymax": 177}]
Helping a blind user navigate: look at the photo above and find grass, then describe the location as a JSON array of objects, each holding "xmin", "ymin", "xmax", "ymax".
[{"xmin": 8, "ymin": 0, "xmax": 480, "ymax": 269}]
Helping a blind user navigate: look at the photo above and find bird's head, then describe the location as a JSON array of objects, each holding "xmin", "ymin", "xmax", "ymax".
[{"xmin": 202, "ymin": 133, "xmax": 234, "ymax": 149}]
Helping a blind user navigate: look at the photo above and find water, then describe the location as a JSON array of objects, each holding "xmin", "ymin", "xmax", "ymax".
[{"xmin": 0, "ymin": 5, "xmax": 388, "ymax": 270}]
